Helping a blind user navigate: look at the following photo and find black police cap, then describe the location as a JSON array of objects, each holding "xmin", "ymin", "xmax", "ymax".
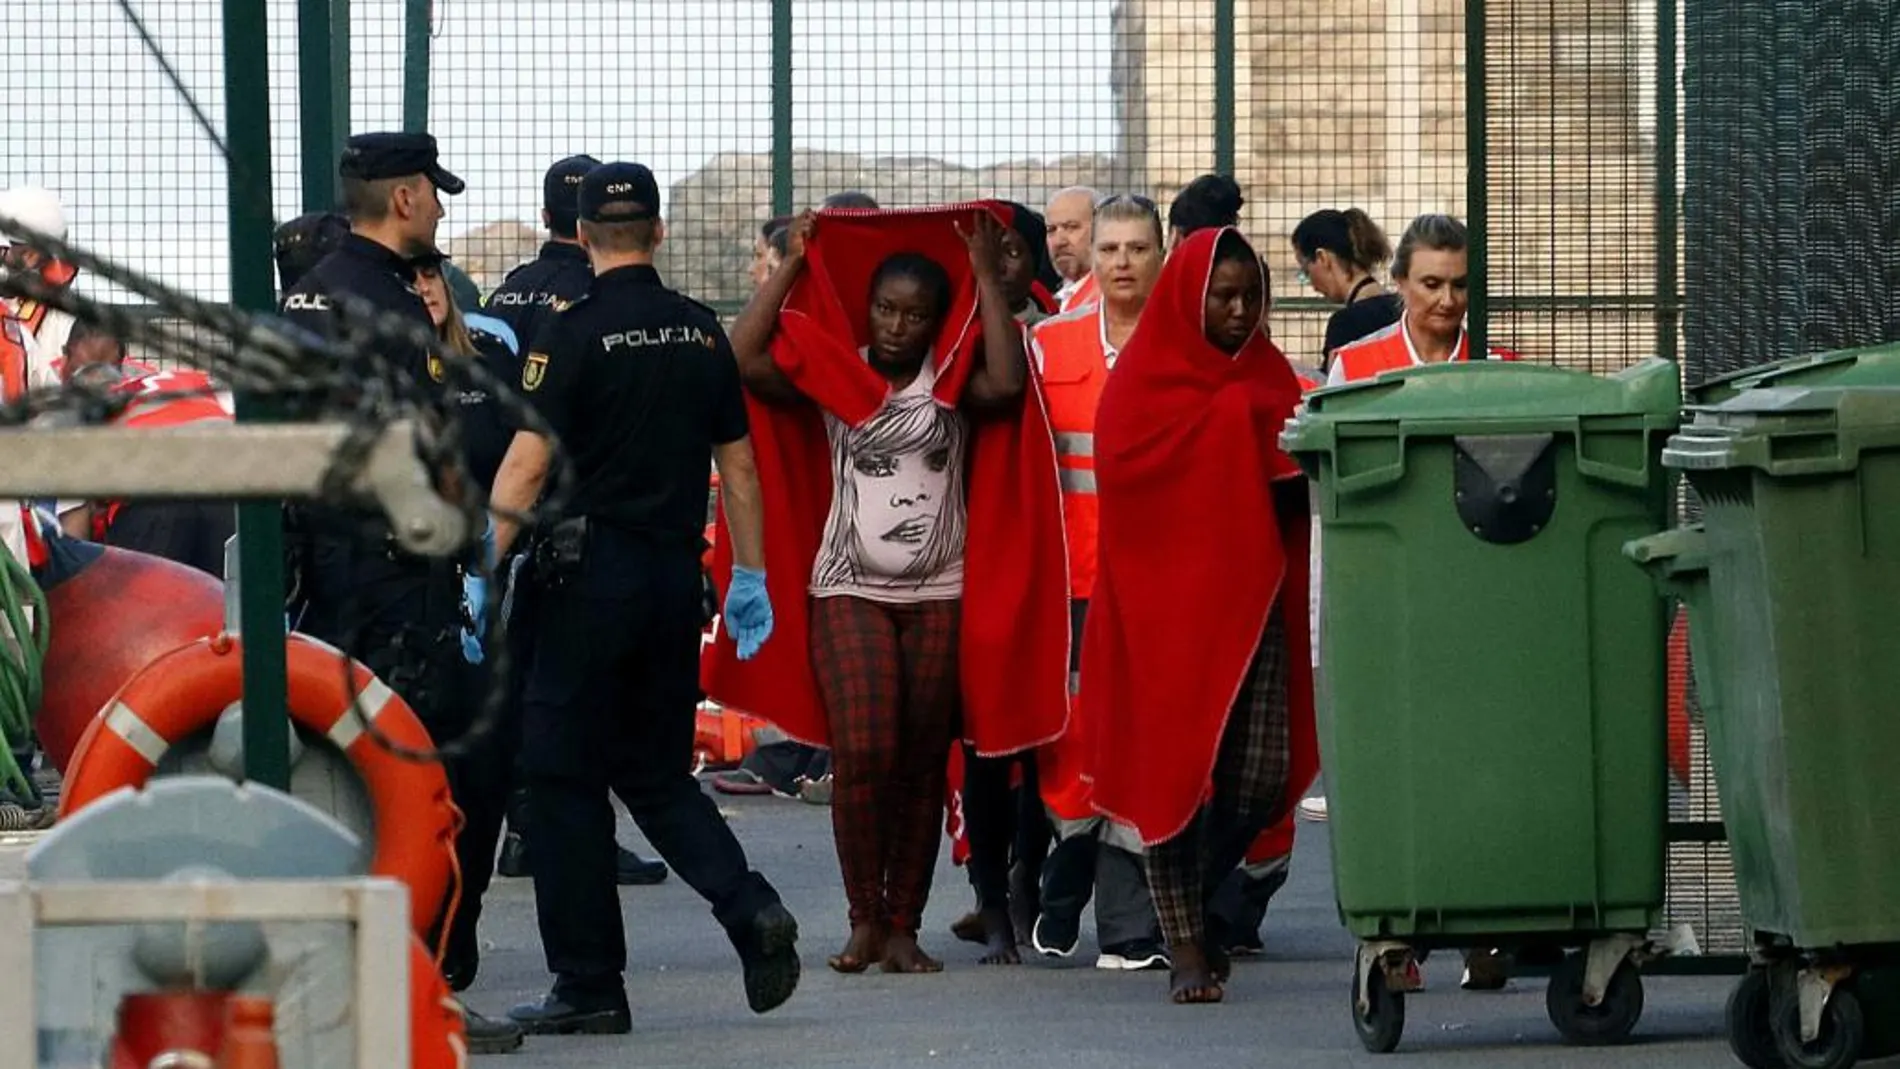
[
  {"xmin": 338, "ymin": 132, "xmax": 466, "ymax": 195},
  {"xmin": 272, "ymin": 211, "xmax": 349, "ymax": 291},
  {"xmin": 578, "ymin": 162, "xmax": 661, "ymax": 223},
  {"xmin": 544, "ymin": 155, "xmax": 602, "ymax": 215},
  {"xmin": 410, "ymin": 246, "xmax": 452, "ymax": 270}
]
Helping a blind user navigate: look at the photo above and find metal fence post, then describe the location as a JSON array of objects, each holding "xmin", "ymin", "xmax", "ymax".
[
  {"xmin": 1655, "ymin": 0, "xmax": 1680, "ymax": 364},
  {"xmin": 403, "ymin": 0, "xmax": 432, "ymax": 133},
  {"xmin": 1214, "ymin": 0, "xmax": 1236, "ymax": 177},
  {"xmin": 299, "ymin": 0, "xmax": 346, "ymax": 210},
  {"xmin": 771, "ymin": 0, "xmax": 793, "ymax": 216},
  {"xmin": 1464, "ymin": 0, "xmax": 1489, "ymax": 354},
  {"xmin": 224, "ymin": 0, "xmax": 290, "ymax": 791}
]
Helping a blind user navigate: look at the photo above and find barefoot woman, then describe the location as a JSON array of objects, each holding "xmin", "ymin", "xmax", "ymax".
[
  {"xmin": 1083, "ymin": 227, "xmax": 1317, "ymax": 1003},
  {"xmin": 712, "ymin": 204, "xmax": 1071, "ymax": 975}
]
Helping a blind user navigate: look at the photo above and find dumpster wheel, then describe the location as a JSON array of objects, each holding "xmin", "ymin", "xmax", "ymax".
[
  {"xmin": 1352, "ymin": 964, "xmax": 1406, "ymax": 1053},
  {"xmin": 1772, "ymin": 983, "xmax": 1863, "ymax": 1069},
  {"xmin": 1545, "ymin": 950, "xmax": 1644, "ymax": 1045},
  {"xmin": 1725, "ymin": 968, "xmax": 1787, "ymax": 1069}
]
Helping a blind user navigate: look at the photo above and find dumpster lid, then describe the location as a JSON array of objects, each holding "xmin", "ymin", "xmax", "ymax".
[
  {"xmin": 1692, "ymin": 341, "xmax": 1900, "ymax": 406},
  {"xmin": 1286, "ymin": 357, "xmax": 1680, "ymax": 446},
  {"xmin": 1663, "ymin": 385, "xmax": 1900, "ymax": 475}
]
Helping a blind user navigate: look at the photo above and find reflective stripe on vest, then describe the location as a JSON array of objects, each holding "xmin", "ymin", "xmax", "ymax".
[
  {"xmin": 1054, "ymin": 431, "xmax": 1094, "ymax": 458},
  {"xmin": 1059, "ymin": 468, "xmax": 1097, "ymax": 494},
  {"xmin": 1034, "ymin": 308, "xmax": 1111, "ymax": 598}
]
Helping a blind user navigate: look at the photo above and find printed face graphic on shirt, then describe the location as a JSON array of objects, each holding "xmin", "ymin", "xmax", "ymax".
[
  {"xmin": 851, "ymin": 431, "xmax": 954, "ymax": 569},
  {"xmin": 814, "ymin": 385, "xmax": 968, "ymax": 592}
]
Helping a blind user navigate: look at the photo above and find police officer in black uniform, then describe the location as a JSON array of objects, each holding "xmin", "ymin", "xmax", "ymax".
[
  {"xmin": 487, "ymin": 161, "xmax": 797, "ymax": 1034},
  {"xmin": 278, "ymin": 131, "xmax": 525, "ymax": 1056},
  {"xmin": 482, "ymin": 154, "xmax": 601, "ymax": 351},
  {"xmin": 477, "ymin": 153, "xmax": 669, "ymax": 887},
  {"xmin": 272, "ymin": 211, "xmax": 350, "ymax": 295}
]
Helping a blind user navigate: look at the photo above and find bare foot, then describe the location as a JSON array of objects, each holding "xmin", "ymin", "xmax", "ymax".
[
  {"xmin": 1168, "ymin": 942, "xmax": 1225, "ymax": 1004},
  {"xmin": 1208, "ymin": 941, "xmax": 1232, "ymax": 983},
  {"xmin": 827, "ymin": 922, "xmax": 885, "ymax": 974},
  {"xmin": 880, "ymin": 932, "xmax": 945, "ymax": 974},
  {"xmin": 949, "ymin": 909, "xmax": 987, "ymax": 945},
  {"xmin": 977, "ymin": 907, "xmax": 1021, "ymax": 966},
  {"xmin": 1008, "ymin": 864, "xmax": 1040, "ymax": 947}
]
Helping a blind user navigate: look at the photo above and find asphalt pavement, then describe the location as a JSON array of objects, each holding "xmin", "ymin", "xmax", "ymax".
[{"xmin": 454, "ymin": 791, "xmax": 1749, "ymax": 1069}]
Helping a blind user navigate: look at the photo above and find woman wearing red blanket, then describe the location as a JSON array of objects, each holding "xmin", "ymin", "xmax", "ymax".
[
  {"xmin": 713, "ymin": 204, "xmax": 1070, "ymax": 976},
  {"xmin": 1082, "ymin": 226, "xmax": 1317, "ymax": 1004}
]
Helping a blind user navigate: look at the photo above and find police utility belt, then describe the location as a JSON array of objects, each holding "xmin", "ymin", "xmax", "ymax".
[
  {"xmin": 524, "ymin": 516, "xmax": 704, "ymax": 591},
  {"xmin": 527, "ymin": 515, "xmax": 590, "ymax": 589}
]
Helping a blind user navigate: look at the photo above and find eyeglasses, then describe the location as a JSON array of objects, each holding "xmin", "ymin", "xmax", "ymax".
[{"xmin": 1093, "ymin": 193, "xmax": 1158, "ymax": 214}]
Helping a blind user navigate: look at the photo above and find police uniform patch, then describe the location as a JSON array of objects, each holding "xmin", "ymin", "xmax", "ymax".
[
  {"xmin": 523, "ymin": 351, "xmax": 549, "ymax": 391},
  {"xmin": 427, "ymin": 352, "xmax": 446, "ymax": 383}
]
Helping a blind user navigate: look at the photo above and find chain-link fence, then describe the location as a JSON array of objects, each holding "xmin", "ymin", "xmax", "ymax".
[{"xmin": 6, "ymin": 0, "xmax": 1685, "ymax": 374}]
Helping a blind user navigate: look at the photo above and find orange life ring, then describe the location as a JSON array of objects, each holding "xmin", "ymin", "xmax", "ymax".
[
  {"xmin": 58, "ymin": 633, "xmax": 459, "ymax": 940},
  {"xmin": 411, "ymin": 934, "xmax": 469, "ymax": 1069}
]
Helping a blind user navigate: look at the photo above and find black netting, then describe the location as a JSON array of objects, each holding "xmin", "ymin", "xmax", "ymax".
[{"xmin": 1683, "ymin": 0, "xmax": 1900, "ymax": 382}]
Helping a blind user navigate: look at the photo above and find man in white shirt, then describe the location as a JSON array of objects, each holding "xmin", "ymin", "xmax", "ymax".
[{"xmin": 1044, "ymin": 187, "xmax": 1098, "ymax": 311}]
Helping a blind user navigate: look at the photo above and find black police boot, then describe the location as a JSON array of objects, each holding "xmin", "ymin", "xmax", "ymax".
[
  {"xmin": 442, "ymin": 929, "xmax": 480, "ymax": 993},
  {"xmin": 458, "ymin": 1006, "xmax": 525, "ymax": 1054},
  {"xmin": 496, "ymin": 831, "xmax": 529, "ymax": 878},
  {"xmin": 496, "ymin": 788, "xmax": 531, "ymax": 878},
  {"xmin": 733, "ymin": 902, "xmax": 801, "ymax": 1014},
  {"xmin": 507, "ymin": 987, "xmax": 632, "ymax": 1036},
  {"xmin": 616, "ymin": 846, "xmax": 669, "ymax": 886}
]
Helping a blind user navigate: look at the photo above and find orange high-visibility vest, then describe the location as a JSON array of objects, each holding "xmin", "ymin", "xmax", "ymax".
[
  {"xmin": 0, "ymin": 317, "xmax": 28, "ymax": 404},
  {"xmin": 1330, "ymin": 320, "xmax": 1517, "ymax": 384},
  {"xmin": 1034, "ymin": 306, "xmax": 1113, "ymax": 600},
  {"xmin": 1058, "ymin": 272, "xmax": 1100, "ymax": 314},
  {"xmin": 113, "ymin": 368, "xmax": 233, "ymax": 429}
]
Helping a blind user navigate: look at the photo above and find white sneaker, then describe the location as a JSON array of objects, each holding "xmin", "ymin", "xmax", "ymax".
[
  {"xmin": 1095, "ymin": 942, "xmax": 1170, "ymax": 971},
  {"xmin": 1298, "ymin": 794, "xmax": 1329, "ymax": 822}
]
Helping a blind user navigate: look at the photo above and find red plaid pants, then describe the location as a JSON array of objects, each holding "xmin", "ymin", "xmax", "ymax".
[{"xmin": 810, "ymin": 594, "xmax": 961, "ymax": 935}]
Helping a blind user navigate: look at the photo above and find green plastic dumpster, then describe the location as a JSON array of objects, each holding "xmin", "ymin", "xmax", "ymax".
[
  {"xmin": 1694, "ymin": 340, "xmax": 1900, "ymax": 406},
  {"xmin": 1652, "ymin": 385, "xmax": 1900, "ymax": 1069},
  {"xmin": 1282, "ymin": 357, "xmax": 1680, "ymax": 1053}
]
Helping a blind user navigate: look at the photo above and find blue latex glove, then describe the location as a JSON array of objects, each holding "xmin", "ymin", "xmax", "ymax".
[
  {"xmin": 459, "ymin": 572, "xmax": 487, "ymax": 665},
  {"xmin": 724, "ymin": 566, "xmax": 774, "ymax": 661},
  {"xmin": 478, "ymin": 514, "xmax": 499, "ymax": 570}
]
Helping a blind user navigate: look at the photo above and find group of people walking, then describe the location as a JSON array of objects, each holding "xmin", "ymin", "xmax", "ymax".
[{"xmin": 263, "ymin": 129, "xmax": 1494, "ymax": 1056}]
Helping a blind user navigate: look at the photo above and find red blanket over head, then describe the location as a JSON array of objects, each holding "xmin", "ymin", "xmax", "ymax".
[
  {"xmin": 703, "ymin": 203, "xmax": 1072, "ymax": 757},
  {"xmin": 1081, "ymin": 226, "xmax": 1319, "ymax": 846}
]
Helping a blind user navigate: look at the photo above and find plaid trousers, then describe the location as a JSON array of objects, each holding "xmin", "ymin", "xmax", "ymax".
[
  {"xmin": 810, "ymin": 594, "xmax": 962, "ymax": 934},
  {"xmin": 1145, "ymin": 606, "xmax": 1292, "ymax": 951}
]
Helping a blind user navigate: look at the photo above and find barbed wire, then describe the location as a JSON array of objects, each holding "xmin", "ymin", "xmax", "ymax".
[{"xmin": 0, "ymin": 212, "xmax": 575, "ymax": 766}]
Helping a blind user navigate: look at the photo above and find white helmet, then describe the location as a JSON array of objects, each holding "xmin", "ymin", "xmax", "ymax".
[{"xmin": 0, "ymin": 187, "xmax": 68, "ymax": 246}]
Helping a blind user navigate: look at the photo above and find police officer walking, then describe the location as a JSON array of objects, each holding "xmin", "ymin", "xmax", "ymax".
[
  {"xmin": 487, "ymin": 161, "xmax": 795, "ymax": 1034},
  {"xmin": 479, "ymin": 152, "xmax": 669, "ymax": 888},
  {"xmin": 279, "ymin": 131, "xmax": 525, "ymax": 1056}
]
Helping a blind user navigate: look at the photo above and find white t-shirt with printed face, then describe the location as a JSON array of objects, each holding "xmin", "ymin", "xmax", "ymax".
[{"xmin": 810, "ymin": 356, "xmax": 969, "ymax": 603}]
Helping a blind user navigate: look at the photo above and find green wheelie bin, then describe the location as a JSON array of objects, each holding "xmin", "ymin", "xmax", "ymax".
[
  {"xmin": 1281, "ymin": 358, "xmax": 1680, "ymax": 1054},
  {"xmin": 1693, "ymin": 341, "xmax": 1900, "ymax": 407},
  {"xmin": 1638, "ymin": 384, "xmax": 1900, "ymax": 1069}
]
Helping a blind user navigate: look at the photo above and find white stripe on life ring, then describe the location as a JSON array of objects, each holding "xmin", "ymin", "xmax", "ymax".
[
  {"xmin": 326, "ymin": 677, "xmax": 396, "ymax": 752},
  {"xmin": 103, "ymin": 701, "xmax": 171, "ymax": 766}
]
